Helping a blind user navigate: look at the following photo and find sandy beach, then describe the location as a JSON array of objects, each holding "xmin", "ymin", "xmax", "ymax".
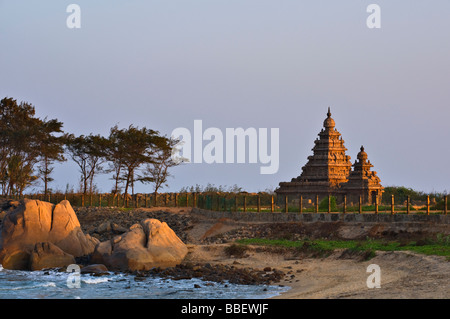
[{"xmin": 184, "ymin": 243, "xmax": 449, "ymax": 299}]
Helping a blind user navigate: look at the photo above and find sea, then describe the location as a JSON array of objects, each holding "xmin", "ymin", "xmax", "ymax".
[{"xmin": 0, "ymin": 265, "xmax": 289, "ymax": 299}]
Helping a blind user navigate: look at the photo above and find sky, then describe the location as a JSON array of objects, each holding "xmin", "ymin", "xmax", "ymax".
[{"xmin": 1, "ymin": 1, "xmax": 449, "ymax": 194}]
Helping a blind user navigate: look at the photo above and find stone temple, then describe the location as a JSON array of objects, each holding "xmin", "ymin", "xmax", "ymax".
[{"xmin": 276, "ymin": 108, "xmax": 384, "ymax": 204}]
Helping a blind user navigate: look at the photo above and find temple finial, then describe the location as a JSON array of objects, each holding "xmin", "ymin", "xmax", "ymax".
[
  {"xmin": 361, "ymin": 145, "xmax": 364, "ymax": 151},
  {"xmin": 327, "ymin": 107, "xmax": 331, "ymax": 117}
]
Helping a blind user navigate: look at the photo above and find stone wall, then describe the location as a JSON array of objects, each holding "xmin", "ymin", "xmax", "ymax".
[{"xmin": 192, "ymin": 208, "xmax": 450, "ymax": 224}]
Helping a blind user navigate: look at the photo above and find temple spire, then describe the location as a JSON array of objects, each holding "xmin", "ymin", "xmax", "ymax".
[{"xmin": 327, "ymin": 107, "xmax": 331, "ymax": 117}]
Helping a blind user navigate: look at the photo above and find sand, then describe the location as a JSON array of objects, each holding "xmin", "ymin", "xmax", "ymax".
[{"xmin": 185, "ymin": 244, "xmax": 450, "ymax": 299}]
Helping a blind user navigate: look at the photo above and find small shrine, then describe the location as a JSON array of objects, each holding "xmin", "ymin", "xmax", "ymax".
[{"xmin": 341, "ymin": 146, "xmax": 384, "ymax": 204}]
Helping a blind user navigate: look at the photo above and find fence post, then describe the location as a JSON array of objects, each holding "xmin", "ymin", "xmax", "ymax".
[
  {"xmin": 407, "ymin": 196, "xmax": 410, "ymax": 215},
  {"xmin": 328, "ymin": 195, "xmax": 331, "ymax": 214},
  {"xmin": 426, "ymin": 195, "xmax": 430, "ymax": 215},
  {"xmin": 359, "ymin": 196, "xmax": 362, "ymax": 214},
  {"xmin": 391, "ymin": 194, "xmax": 395, "ymax": 215},
  {"xmin": 243, "ymin": 195, "xmax": 247, "ymax": 212},
  {"xmin": 445, "ymin": 195, "xmax": 448, "ymax": 215},
  {"xmin": 235, "ymin": 195, "xmax": 238, "ymax": 212},
  {"xmin": 174, "ymin": 193, "xmax": 178, "ymax": 207},
  {"xmin": 343, "ymin": 195, "xmax": 347, "ymax": 214},
  {"xmin": 271, "ymin": 195, "xmax": 274, "ymax": 213},
  {"xmin": 193, "ymin": 193, "xmax": 197, "ymax": 208},
  {"xmin": 299, "ymin": 195, "xmax": 303, "ymax": 214},
  {"xmin": 186, "ymin": 193, "xmax": 189, "ymax": 207},
  {"xmin": 223, "ymin": 195, "xmax": 227, "ymax": 211},
  {"xmin": 99, "ymin": 194, "xmax": 102, "ymax": 208},
  {"xmin": 257, "ymin": 194, "xmax": 261, "ymax": 213},
  {"xmin": 315, "ymin": 195, "xmax": 319, "ymax": 213},
  {"xmin": 375, "ymin": 197, "xmax": 378, "ymax": 214},
  {"xmin": 285, "ymin": 195, "xmax": 288, "ymax": 213}
]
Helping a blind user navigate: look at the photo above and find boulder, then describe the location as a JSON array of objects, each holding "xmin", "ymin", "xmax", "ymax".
[
  {"xmin": 111, "ymin": 223, "xmax": 128, "ymax": 234},
  {"xmin": 29, "ymin": 242, "xmax": 76, "ymax": 271},
  {"xmin": 0, "ymin": 199, "xmax": 99, "ymax": 270},
  {"xmin": 95, "ymin": 221, "xmax": 112, "ymax": 234},
  {"xmin": 91, "ymin": 218, "xmax": 188, "ymax": 271},
  {"xmin": 80, "ymin": 264, "xmax": 109, "ymax": 275}
]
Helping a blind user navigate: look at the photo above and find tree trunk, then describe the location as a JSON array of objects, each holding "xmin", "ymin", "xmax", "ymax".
[
  {"xmin": 43, "ymin": 157, "xmax": 49, "ymax": 196},
  {"xmin": 123, "ymin": 169, "xmax": 131, "ymax": 207},
  {"xmin": 154, "ymin": 190, "xmax": 158, "ymax": 206}
]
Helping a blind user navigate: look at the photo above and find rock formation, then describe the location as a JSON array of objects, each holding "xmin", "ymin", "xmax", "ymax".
[
  {"xmin": 0, "ymin": 199, "xmax": 99, "ymax": 270},
  {"xmin": 91, "ymin": 218, "xmax": 188, "ymax": 271},
  {"xmin": 29, "ymin": 242, "xmax": 76, "ymax": 271}
]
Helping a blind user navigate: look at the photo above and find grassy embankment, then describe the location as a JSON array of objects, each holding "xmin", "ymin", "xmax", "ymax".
[{"xmin": 233, "ymin": 235, "xmax": 450, "ymax": 261}]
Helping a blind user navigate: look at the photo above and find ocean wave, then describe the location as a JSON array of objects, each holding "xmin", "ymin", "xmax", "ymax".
[
  {"xmin": 82, "ymin": 277, "xmax": 111, "ymax": 284},
  {"xmin": 0, "ymin": 282, "xmax": 56, "ymax": 291}
]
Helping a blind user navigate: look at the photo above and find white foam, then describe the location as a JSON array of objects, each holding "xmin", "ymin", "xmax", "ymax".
[
  {"xmin": 1, "ymin": 282, "xmax": 56, "ymax": 291},
  {"xmin": 82, "ymin": 277, "xmax": 110, "ymax": 284}
]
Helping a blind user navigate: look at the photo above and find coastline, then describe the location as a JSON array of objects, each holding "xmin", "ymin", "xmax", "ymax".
[
  {"xmin": 74, "ymin": 206, "xmax": 449, "ymax": 299},
  {"xmin": 184, "ymin": 244, "xmax": 450, "ymax": 299},
  {"xmin": 1, "ymin": 204, "xmax": 449, "ymax": 299}
]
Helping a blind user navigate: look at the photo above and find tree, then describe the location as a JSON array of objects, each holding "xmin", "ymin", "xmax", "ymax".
[
  {"xmin": 36, "ymin": 118, "xmax": 66, "ymax": 196},
  {"xmin": 0, "ymin": 97, "xmax": 60, "ymax": 196},
  {"xmin": 66, "ymin": 134, "xmax": 108, "ymax": 202},
  {"xmin": 105, "ymin": 125, "xmax": 127, "ymax": 195},
  {"xmin": 117, "ymin": 125, "xmax": 161, "ymax": 205},
  {"xmin": 138, "ymin": 137, "xmax": 184, "ymax": 204}
]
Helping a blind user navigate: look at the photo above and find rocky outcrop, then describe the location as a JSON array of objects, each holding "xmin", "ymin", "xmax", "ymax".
[
  {"xmin": 91, "ymin": 218, "xmax": 188, "ymax": 271},
  {"xmin": 29, "ymin": 242, "xmax": 76, "ymax": 271},
  {"xmin": 75, "ymin": 207, "xmax": 193, "ymax": 243},
  {"xmin": 0, "ymin": 199, "xmax": 99, "ymax": 270}
]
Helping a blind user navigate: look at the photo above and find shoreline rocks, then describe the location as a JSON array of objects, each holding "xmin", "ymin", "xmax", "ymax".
[
  {"xmin": 29, "ymin": 242, "xmax": 76, "ymax": 271},
  {"xmin": 80, "ymin": 264, "xmax": 110, "ymax": 276},
  {"xmin": 132, "ymin": 262, "xmax": 285, "ymax": 286},
  {"xmin": 0, "ymin": 199, "xmax": 99, "ymax": 270},
  {"xmin": 74, "ymin": 207, "xmax": 194, "ymax": 243},
  {"xmin": 91, "ymin": 218, "xmax": 188, "ymax": 271}
]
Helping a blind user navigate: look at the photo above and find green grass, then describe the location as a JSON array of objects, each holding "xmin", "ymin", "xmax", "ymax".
[{"xmin": 235, "ymin": 236, "xmax": 450, "ymax": 260}]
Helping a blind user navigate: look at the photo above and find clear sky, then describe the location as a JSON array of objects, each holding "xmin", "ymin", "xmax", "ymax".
[{"xmin": 1, "ymin": 1, "xmax": 449, "ymax": 194}]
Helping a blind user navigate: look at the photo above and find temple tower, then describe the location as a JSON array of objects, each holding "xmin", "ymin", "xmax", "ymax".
[
  {"xmin": 276, "ymin": 108, "xmax": 352, "ymax": 200},
  {"xmin": 293, "ymin": 107, "xmax": 352, "ymax": 186},
  {"xmin": 276, "ymin": 108, "xmax": 384, "ymax": 204}
]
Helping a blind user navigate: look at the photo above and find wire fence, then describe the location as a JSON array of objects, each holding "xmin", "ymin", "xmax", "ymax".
[{"xmin": 3, "ymin": 192, "xmax": 448, "ymax": 215}]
